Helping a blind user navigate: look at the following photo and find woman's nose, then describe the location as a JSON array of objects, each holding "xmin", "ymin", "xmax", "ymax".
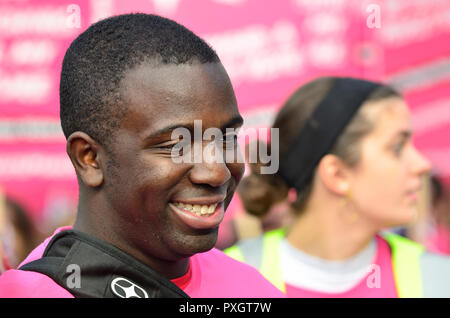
[{"xmin": 411, "ymin": 145, "xmax": 432, "ymax": 176}]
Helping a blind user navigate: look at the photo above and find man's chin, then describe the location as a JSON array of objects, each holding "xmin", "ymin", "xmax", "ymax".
[{"xmin": 177, "ymin": 230, "xmax": 219, "ymax": 256}]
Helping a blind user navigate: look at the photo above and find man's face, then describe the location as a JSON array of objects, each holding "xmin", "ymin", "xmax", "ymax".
[{"xmin": 102, "ymin": 61, "xmax": 244, "ymax": 262}]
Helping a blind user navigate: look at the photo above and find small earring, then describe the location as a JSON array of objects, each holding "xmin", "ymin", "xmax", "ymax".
[
  {"xmin": 339, "ymin": 189, "xmax": 351, "ymax": 207},
  {"xmin": 340, "ymin": 189, "xmax": 359, "ymax": 223}
]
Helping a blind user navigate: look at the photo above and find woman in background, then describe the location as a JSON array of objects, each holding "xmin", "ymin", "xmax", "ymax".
[
  {"xmin": 0, "ymin": 191, "xmax": 40, "ymax": 272},
  {"xmin": 425, "ymin": 175, "xmax": 450, "ymax": 255},
  {"xmin": 226, "ymin": 76, "xmax": 450, "ymax": 297}
]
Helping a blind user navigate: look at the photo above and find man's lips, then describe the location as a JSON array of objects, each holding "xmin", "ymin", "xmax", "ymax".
[
  {"xmin": 172, "ymin": 201, "xmax": 219, "ymax": 216},
  {"xmin": 168, "ymin": 195, "xmax": 226, "ymax": 230},
  {"xmin": 170, "ymin": 194, "xmax": 227, "ymax": 206}
]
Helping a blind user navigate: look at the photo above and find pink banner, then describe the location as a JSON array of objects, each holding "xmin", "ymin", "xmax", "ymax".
[{"xmin": 1, "ymin": 0, "xmax": 450, "ymax": 231}]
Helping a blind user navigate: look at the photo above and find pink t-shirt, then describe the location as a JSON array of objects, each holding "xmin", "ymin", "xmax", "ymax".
[
  {"xmin": 0, "ymin": 227, "xmax": 284, "ymax": 298},
  {"xmin": 284, "ymin": 235, "xmax": 398, "ymax": 298},
  {"xmin": 426, "ymin": 224, "xmax": 450, "ymax": 255}
]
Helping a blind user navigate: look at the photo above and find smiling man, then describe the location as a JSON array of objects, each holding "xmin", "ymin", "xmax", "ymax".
[{"xmin": 0, "ymin": 13, "xmax": 284, "ymax": 298}]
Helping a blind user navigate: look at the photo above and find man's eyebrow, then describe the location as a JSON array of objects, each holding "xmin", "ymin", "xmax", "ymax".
[
  {"xmin": 145, "ymin": 115, "xmax": 244, "ymax": 140},
  {"xmin": 144, "ymin": 123, "xmax": 194, "ymax": 141}
]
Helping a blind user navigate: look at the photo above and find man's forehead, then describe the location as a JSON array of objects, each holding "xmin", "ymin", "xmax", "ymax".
[
  {"xmin": 122, "ymin": 106, "xmax": 243, "ymax": 141},
  {"xmin": 118, "ymin": 60, "xmax": 240, "ymax": 135},
  {"xmin": 144, "ymin": 115, "xmax": 244, "ymax": 141},
  {"xmin": 120, "ymin": 60, "xmax": 232, "ymax": 98}
]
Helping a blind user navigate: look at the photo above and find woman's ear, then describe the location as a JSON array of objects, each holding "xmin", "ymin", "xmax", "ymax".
[
  {"xmin": 66, "ymin": 132, "xmax": 104, "ymax": 188},
  {"xmin": 317, "ymin": 154, "xmax": 350, "ymax": 196}
]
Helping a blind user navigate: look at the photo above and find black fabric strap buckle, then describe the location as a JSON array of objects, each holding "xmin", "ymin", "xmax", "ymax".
[{"xmin": 20, "ymin": 230, "xmax": 190, "ymax": 298}]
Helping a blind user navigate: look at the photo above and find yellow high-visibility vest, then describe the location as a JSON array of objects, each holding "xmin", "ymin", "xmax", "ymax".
[{"xmin": 225, "ymin": 228, "xmax": 448, "ymax": 297}]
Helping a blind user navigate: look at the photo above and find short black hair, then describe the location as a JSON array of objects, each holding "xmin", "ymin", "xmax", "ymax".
[{"xmin": 60, "ymin": 13, "xmax": 220, "ymax": 149}]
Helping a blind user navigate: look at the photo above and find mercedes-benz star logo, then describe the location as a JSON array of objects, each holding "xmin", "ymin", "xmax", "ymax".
[{"xmin": 110, "ymin": 277, "xmax": 149, "ymax": 298}]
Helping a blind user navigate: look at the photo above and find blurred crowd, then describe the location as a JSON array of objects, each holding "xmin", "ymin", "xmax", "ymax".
[
  {"xmin": 1, "ymin": 163, "xmax": 449, "ymax": 273},
  {"xmin": 0, "ymin": 192, "xmax": 75, "ymax": 272}
]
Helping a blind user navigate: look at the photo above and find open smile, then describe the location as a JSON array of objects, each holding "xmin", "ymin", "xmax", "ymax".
[
  {"xmin": 172, "ymin": 202, "xmax": 218, "ymax": 216},
  {"xmin": 168, "ymin": 196, "xmax": 226, "ymax": 230}
]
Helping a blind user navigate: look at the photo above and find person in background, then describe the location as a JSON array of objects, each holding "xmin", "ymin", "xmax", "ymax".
[
  {"xmin": 425, "ymin": 175, "xmax": 450, "ymax": 255},
  {"xmin": 0, "ymin": 192, "xmax": 40, "ymax": 272},
  {"xmin": 221, "ymin": 144, "xmax": 296, "ymax": 247},
  {"xmin": 225, "ymin": 76, "xmax": 450, "ymax": 297}
]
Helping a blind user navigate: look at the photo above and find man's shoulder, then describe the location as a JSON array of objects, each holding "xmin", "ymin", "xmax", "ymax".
[
  {"xmin": 0, "ymin": 269, "xmax": 73, "ymax": 298},
  {"xmin": 195, "ymin": 247, "xmax": 256, "ymax": 268},
  {"xmin": 191, "ymin": 248, "xmax": 285, "ymax": 297},
  {"xmin": 193, "ymin": 247, "xmax": 255, "ymax": 269},
  {"xmin": 0, "ymin": 226, "xmax": 74, "ymax": 298}
]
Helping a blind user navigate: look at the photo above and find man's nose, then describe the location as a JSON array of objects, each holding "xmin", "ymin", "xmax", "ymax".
[{"xmin": 189, "ymin": 143, "xmax": 231, "ymax": 187}]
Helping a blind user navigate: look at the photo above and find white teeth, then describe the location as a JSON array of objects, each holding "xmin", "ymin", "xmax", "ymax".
[{"xmin": 173, "ymin": 202, "xmax": 218, "ymax": 216}]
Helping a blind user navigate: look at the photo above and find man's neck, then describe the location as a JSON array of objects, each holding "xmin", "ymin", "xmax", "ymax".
[{"xmin": 72, "ymin": 216, "xmax": 190, "ymax": 280}]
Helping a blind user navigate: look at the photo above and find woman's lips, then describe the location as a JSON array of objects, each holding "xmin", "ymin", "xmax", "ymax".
[
  {"xmin": 406, "ymin": 190, "xmax": 419, "ymax": 203},
  {"xmin": 168, "ymin": 201, "xmax": 225, "ymax": 230},
  {"xmin": 407, "ymin": 193, "xmax": 418, "ymax": 202}
]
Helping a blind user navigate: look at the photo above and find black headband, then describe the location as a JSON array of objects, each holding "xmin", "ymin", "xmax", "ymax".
[{"xmin": 278, "ymin": 77, "xmax": 381, "ymax": 192}]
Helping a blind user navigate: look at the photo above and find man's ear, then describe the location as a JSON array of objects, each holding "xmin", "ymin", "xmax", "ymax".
[
  {"xmin": 317, "ymin": 154, "xmax": 350, "ymax": 196},
  {"xmin": 66, "ymin": 131, "xmax": 104, "ymax": 188}
]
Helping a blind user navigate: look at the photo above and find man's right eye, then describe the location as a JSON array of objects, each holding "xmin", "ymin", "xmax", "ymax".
[
  {"xmin": 155, "ymin": 140, "xmax": 181, "ymax": 150},
  {"xmin": 158, "ymin": 144, "xmax": 175, "ymax": 149},
  {"xmin": 158, "ymin": 140, "xmax": 188, "ymax": 158}
]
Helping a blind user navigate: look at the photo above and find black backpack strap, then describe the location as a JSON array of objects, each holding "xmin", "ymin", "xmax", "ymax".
[
  {"xmin": 19, "ymin": 230, "xmax": 190, "ymax": 298},
  {"xmin": 19, "ymin": 256, "xmax": 64, "ymax": 277}
]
